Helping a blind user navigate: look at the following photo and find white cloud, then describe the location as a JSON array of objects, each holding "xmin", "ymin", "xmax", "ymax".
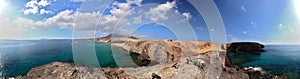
[
  {"xmin": 241, "ymin": 5, "xmax": 247, "ymax": 12},
  {"xmin": 0, "ymin": 16, "xmax": 29, "ymax": 39},
  {"xmin": 110, "ymin": 2, "xmax": 132, "ymax": 17},
  {"xmin": 195, "ymin": 27, "xmax": 205, "ymax": 30},
  {"xmin": 176, "ymin": 12, "xmax": 192, "ymax": 24},
  {"xmin": 277, "ymin": 23, "xmax": 293, "ymax": 31},
  {"xmin": 226, "ymin": 35, "xmax": 233, "ymax": 37},
  {"xmin": 250, "ymin": 20, "xmax": 256, "ymax": 27},
  {"xmin": 277, "ymin": 23, "xmax": 289, "ymax": 30},
  {"xmin": 126, "ymin": 0, "xmax": 142, "ymax": 6},
  {"xmin": 15, "ymin": 0, "xmax": 143, "ymax": 32},
  {"xmin": 182, "ymin": 12, "xmax": 191, "ymax": 20},
  {"xmin": 38, "ymin": 0, "xmax": 51, "ymax": 7},
  {"xmin": 97, "ymin": 0, "xmax": 143, "ymax": 32},
  {"xmin": 133, "ymin": 15, "xmax": 142, "ymax": 24},
  {"xmin": 250, "ymin": 21, "xmax": 255, "ymax": 24},
  {"xmin": 24, "ymin": 6, "xmax": 39, "ymax": 15},
  {"xmin": 210, "ymin": 28, "xmax": 215, "ymax": 34},
  {"xmin": 226, "ymin": 35, "xmax": 239, "ymax": 42},
  {"xmin": 146, "ymin": 1, "xmax": 176, "ymax": 21},
  {"xmin": 133, "ymin": 33, "xmax": 149, "ymax": 39},
  {"xmin": 16, "ymin": 0, "xmax": 194, "ymax": 38},
  {"xmin": 14, "ymin": 10, "xmax": 102, "ymax": 30},
  {"xmin": 110, "ymin": 0, "xmax": 142, "ymax": 16},
  {"xmin": 242, "ymin": 31, "xmax": 247, "ymax": 34},
  {"xmin": 70, "ymin": 0, "xmax": 86, "ymax": 2},
  {"xmin": 40, "ymin": 9, "xmax": 52, "ymax": 14},
  {"xmin": 24, "ymin": 0, "xmax": 52, "ymax": 15},
  {"xmin": 277, "ymin": 24, "xmax": 298, "ymax": 34},
  {"xmin": 25, "ymin": 0, "xmax": 38, "ymax": 8},
  {"xmin": 3, "ymin": 0, "xmax": 200, "ymax": 39},
  {"xmin": 278, "ymin": 24, "xmax": 284, "ymax": 30}
]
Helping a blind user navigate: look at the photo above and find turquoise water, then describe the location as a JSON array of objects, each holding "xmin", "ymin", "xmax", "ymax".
[
  {"xmin": 230, "ymin": 45, "xmax": 300, "ymax": 79},
  {"xmin": 0, "ymin": 40, "xmax": 133, "ymax": 77},
  {"xmin": 0, "ymin": 40, "xmax": 74, "ymax": 77}
]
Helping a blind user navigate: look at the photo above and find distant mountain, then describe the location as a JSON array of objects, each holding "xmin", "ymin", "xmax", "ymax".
[
  {"xmin": 40, "ymin": 38, "xmax": 49, "ymax": 40},
  {"xmin": 100, "ymin": 34, "xmax": 138, "ymax": 39}
]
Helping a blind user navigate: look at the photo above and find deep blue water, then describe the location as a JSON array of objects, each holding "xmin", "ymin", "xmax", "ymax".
[
  {"xmin": 230, "ymin": 44, "xmax": 300, "ymax": 79},
  {"xmin": 0, "ymin": 40, "xmax": 134, "ymax": 77}
]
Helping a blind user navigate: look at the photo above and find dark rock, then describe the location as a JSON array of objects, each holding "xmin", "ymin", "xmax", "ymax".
[
  {"xmin": 100, "ymin": 33, "xmax": 138, "ymax": 39},
  {"xmin": 246, "ymin": 71, "xmax": 276, "ymax": 79},
  {"xmin": 151, "ymin": 73, "xmax": 161, "ymax": 79},
  {"xmin": 131, "ymin": 53, "xmax": 151, "ymax": 66},
  {"xmin": 227, "ymin": 42, "xmax": 266, "ymax": 54},
  {"xmin": 225, "ymin": 54, "xmax": 235, "ymax": 67},
  {"xmin": 22, "ymin": 62, "xmax": 107, "ymax": 79},
  {"xmin": 220, "ymin": 67, "xmax": 250, "ymax": 79}
]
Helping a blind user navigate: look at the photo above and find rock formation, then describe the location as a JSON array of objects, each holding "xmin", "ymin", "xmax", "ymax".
[
  {"xmin": 22, "ymin": 54, "xmax": 250, "ymax": 79},
  {"xmin": 226, "ymin": 42, "xmax": 266, "ymax": 54},
  {"xmin": 99, "ymin": 38, "xmax": 224, "ymax": 63}
]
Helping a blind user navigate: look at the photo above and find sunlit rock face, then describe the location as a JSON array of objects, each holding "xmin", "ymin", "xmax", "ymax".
[{"xmin": 100, "ymin": 38, "xmax": 223, "ymax": 63}]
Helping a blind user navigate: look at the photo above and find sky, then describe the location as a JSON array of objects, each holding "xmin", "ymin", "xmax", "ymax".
[{"xmin": 0, "ymin": 0, "xmax": 299, "ymax": 44}]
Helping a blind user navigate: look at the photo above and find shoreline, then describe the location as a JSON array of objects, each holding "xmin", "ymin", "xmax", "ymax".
[
  {"xmin": 3, "ymin": 39, "xmax": 284, "ymax": 79},
  {"xmin": 95, "ymin": 38, "xmax": 283, "ymax": 79}
]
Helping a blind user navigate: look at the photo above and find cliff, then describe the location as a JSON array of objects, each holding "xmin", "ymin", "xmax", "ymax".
[{"xmin": 98, "ymin": 38, "xmax": 225, "ymax": 63}]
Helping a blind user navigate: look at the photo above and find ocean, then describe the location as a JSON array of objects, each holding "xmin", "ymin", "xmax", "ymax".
[
  {"xmin": 0, "ymin": 39, "xmax": 134, "ymax": 77},
  {"xmin": 0, "ymin": 40, "xmax": 299, "ymax": 78},
  {"xmin": 230, "ymin": 44, "xmax": 300, "ymax": 79}
]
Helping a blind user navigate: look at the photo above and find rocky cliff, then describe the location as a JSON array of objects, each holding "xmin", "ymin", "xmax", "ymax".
[
  {"xmin": 22, "ymin": 56, "xmax": 250, "ymax": 79},
  {"xmin": 98, "ymin": 38, "xmax": 225, "ymax": 64}
]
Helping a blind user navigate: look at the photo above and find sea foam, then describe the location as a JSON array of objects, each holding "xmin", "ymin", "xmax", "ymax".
[{"xmin": 244, "ymin": 66, "xmax": 263, "ymax": 72}]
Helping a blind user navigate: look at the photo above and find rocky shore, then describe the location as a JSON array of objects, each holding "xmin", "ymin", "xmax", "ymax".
[{"xmin": 16, "ymin": 38, "xmax": 282, "ymax": 79}]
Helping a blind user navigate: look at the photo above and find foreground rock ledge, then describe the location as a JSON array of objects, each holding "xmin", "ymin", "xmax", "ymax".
[{"xmin": 23, "ymin": 60, "xmax": 250, "ymax": 79}]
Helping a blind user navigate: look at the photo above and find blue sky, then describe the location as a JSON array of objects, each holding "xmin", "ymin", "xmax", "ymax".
[{"xmin": 0, "ymin": 0, "xmax": 299, "ymax": 43}]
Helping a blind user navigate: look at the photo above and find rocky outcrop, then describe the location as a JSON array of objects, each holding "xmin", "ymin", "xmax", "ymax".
[
  {"xmin": 98, "ymin": 38, "xmax": 224, "ymax": 64},
  {"xmin": 22, "ymin": 54, "xmax": 251, "ymax": 79},
  {"xmin": 22, "ymin": 62, "xmax": 137, "ymax": 79},
  {"xmin": 225, "ymin": 54, "xmax": 235, "ymax": 67},
  {"xmin": 226, "ymin": 42, "xmax": 266, "ymax": 54},
  {"xmin": 220, "ymin": 67, "xmax": 250, "ymax": 79},
  {"xmin": 23, "ymin": 61, "xmax": 284, "ymax": 79},
  {"xmin": 22, "ymin": 62, "xmax": 106, "ymax": 79}
]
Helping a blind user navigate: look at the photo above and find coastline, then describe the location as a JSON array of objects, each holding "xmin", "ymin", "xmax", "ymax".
[
  {"xmin": 96, "ymin": 39, "xmax": 284, "ymax": 79},
  {"xmin": 4, "ymin": 39, "xmax": 284, "ymax": 79}
]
